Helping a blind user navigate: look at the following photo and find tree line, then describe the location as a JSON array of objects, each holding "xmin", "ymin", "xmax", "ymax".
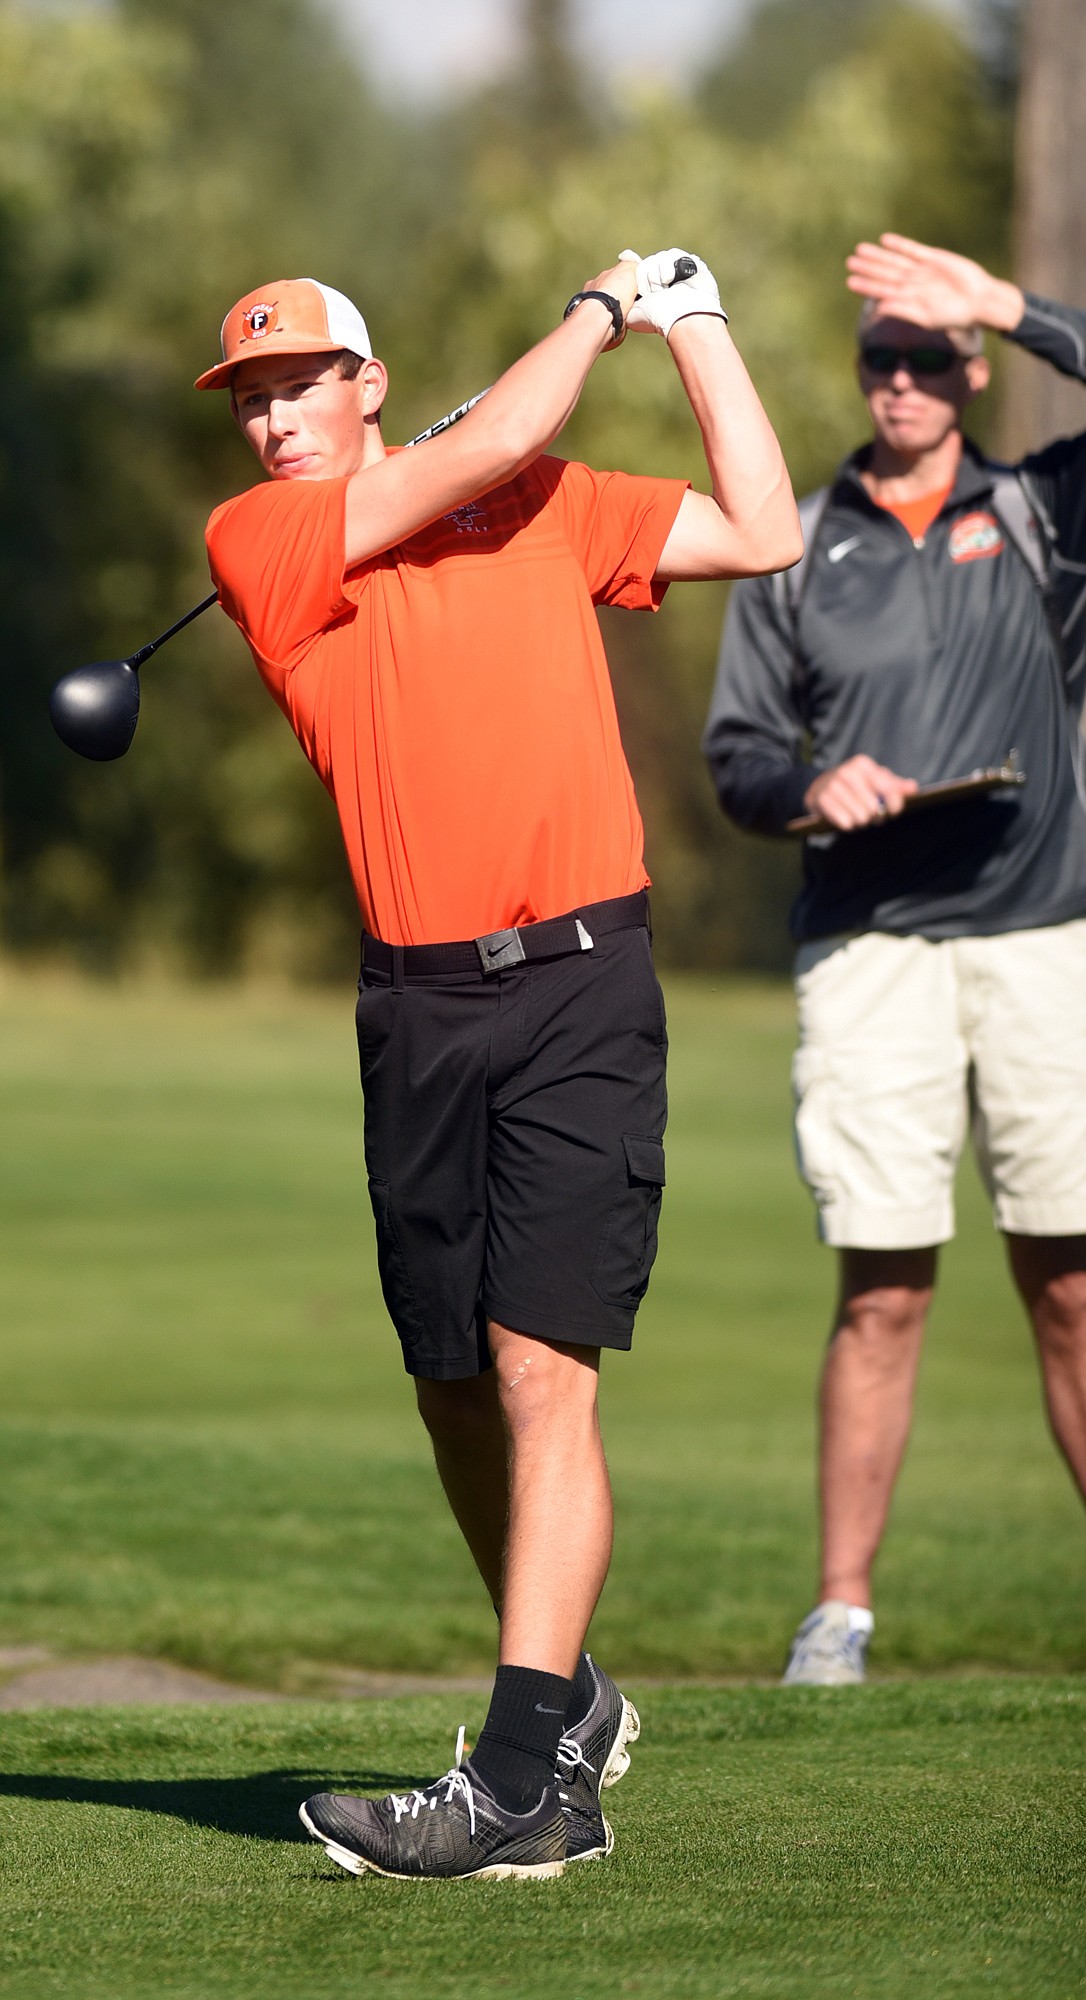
[{"xmin": 0, "ymin": 0, "xmax": 1015, "ymax": 977}]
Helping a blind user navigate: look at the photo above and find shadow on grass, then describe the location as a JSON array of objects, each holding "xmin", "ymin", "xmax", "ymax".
[{"xmin": 0, "ymin": 1768, "xmax": 408, "ymax": 1842}]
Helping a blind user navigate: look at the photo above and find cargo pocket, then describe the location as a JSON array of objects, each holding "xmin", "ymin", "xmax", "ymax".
[
  {"xmin": 592, "ymin": 1136, "xmax": 666, "ymax": 1309},
  {"xmin": 367, "ymin": 1176, "xmax": 429, "ymax": 1347}
]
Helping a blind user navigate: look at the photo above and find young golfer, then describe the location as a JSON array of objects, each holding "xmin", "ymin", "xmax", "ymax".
[{"xmin": 197, "ymin": 249, "xmax": 800, "ymax": 1879}]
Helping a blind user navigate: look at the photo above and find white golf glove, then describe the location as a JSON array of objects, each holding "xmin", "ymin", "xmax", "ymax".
[{"xmin": 622, "ymin": 247, "xmax": 728, "ymax": 340}]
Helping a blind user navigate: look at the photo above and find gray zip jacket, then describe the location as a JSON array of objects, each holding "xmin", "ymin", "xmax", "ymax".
[{"xmin": 703, "ymin": 294, "xmax": 1086, "ymax": 942}]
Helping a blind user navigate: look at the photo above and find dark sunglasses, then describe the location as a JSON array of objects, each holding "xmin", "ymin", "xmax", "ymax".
[{"xmin": 859, "ymin": 343, "xmax": 960, "ymax": 378}]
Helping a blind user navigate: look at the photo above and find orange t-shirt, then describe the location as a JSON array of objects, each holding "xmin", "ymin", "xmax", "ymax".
[
  {"xmin": 873, "ymin": 482, "xmax": 953, "ymax": 543},
  {"xmin": 206, "ymin": 455, "xmax": 687, "ymax": 945}
]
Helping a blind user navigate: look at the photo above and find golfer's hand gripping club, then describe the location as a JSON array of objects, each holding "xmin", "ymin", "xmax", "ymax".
[{"xmin": 624, "ymin": 248, "xmax": 728, "ymax": 340}]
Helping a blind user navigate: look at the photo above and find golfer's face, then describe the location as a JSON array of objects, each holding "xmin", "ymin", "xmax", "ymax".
[
  {"xmin": 858, "ymin": 318, "xmax": 984, "ymax": 457},
  {"xmin": 232, "ymin": 356, "xmax": 370, "ymax": 480}
]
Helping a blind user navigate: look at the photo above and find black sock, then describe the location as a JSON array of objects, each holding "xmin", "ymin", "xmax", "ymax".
[
  {"xmin": 565, "ymin": 1650, "xmax": 597, "ymax": 1730},
  {"xmin": 470, "ymin": 1664, "xmax": 573, "ymax": 1811}
]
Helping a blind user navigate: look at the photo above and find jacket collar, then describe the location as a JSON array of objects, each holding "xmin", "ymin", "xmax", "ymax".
[{"xmin": 833, "ymin": 435, "xmax": 998, "ymax": 516}]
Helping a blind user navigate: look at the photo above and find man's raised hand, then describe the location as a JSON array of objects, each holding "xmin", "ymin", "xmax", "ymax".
[
  {"xmin": 622, "ymin": 247, "xmax": 728, "ymax": 341},
  {"xmin": 845, "ymin": 234, "xmax": 1024, "ymax": 335}
]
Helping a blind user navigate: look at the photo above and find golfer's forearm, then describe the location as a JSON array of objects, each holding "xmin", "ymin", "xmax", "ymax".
[
  {"xmin": 457, "ymin": 303, "xmax": 614, "ymax": 476},
  {"xmin": 669, "ymin": 319, "xmax": 801, "ymax": 573},
  {"xmin": 344, "ymin": 306, "xmax": 612, "ymax": 565}
]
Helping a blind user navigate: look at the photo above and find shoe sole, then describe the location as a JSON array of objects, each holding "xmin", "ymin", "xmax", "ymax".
[
  {"xmin": 563, "ymin": 1812, "xmax": 615, "ymax": 1866},
  {"xmin": 298, "ymin": 1803, "xmax": 565, "ymax": 1881},
  {"xmin": 601, "ymin": 1695, "xmax": 641, "ymax": 1789}
]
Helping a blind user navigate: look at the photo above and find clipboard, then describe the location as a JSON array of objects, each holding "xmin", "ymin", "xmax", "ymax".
[{"xmin": 785, "ymin": 762, "xmax": 1027, "ymax": 838}]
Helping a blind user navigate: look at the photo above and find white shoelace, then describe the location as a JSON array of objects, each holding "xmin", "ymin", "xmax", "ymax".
[
  {"xmin": 555, "ymin": 1733, "xmax": 596, "ymax": 1787},
  {"xmin": 388, "ymin": 1725, "xmax": 477, "ymax": 1837}
]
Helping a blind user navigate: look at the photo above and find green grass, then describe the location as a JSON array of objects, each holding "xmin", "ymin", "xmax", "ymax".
[
  {"xmin": 0, "ymin": 1683, "xmax": 1082, "ymax": 2000},
  {"xmin": 0, "ymin": 971, "xmax": 1084, "ymax": 1998},
  {"xmin": 0, "ymin": 970, "xmax": 1080, "ymax": 1683}
]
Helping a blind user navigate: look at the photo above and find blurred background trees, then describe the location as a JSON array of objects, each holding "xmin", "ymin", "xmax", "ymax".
[
  {"xmin": 0, "ymin": 0, "xmax": 1037, "ymax": 976},
  {"xmin": 998, "ymin": 0, "xmax": 1086, "ymax": 453}
]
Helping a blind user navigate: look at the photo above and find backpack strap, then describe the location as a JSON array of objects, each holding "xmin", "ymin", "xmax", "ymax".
[
  {"xmin": 989, "ymin": 462, "xmax": 1086, "ymax": 812},
  {"xmin": 988, "ymin": 463, "xmax": 1054, "ymax": 594},
  {"xmin": 988, "ymin": 461, "xmax": 1075, "ymax": 685}
]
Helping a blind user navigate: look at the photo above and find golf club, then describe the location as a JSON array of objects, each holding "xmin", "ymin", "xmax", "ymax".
[
  {"xmin": 48, "ymin": 389, "xmax": 493, "ymax": 764},
  {"xmin": 49, "ymin": 592, "xmax": 219, "ymax": 762},
  {"xmin": 50, "ymin": 255, "xmax": 701, "ymax": 761}
]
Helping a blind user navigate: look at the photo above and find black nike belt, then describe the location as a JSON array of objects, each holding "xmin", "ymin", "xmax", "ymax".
[{"xmin": 361, "ymin": 890, "xmax": 649, "ymax": 980}]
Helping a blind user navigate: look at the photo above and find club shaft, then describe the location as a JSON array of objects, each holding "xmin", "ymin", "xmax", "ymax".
[
  {"xmin": 129, "ymin": 591, "xmax": 220, "ymax": 668},
  {"xmin": 405, "ymin": 391, "xmax": 489, "ymax": 446}
]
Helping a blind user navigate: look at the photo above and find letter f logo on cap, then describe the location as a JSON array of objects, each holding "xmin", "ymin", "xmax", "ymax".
[{"xmin": 242, "ymin": 303, "xmax": 278, "ymax": 339}]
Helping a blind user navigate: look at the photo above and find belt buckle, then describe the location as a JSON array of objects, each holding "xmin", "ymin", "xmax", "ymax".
[{"xmin": 475, "ymin": 926, "xmax": 527, "ymax": 974}]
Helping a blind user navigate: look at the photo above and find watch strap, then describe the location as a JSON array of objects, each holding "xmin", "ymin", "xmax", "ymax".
[{"xmin": 563, "ymin": 290, "xmax": 625, "ymax": 343}]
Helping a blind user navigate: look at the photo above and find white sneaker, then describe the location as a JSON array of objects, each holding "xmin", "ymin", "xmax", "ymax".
[{"xmin": 781, "ymin": 1600, "xmax": 873, "ymax": 1686}]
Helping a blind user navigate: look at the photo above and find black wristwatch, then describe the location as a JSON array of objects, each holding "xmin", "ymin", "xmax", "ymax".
[{"xmin": 563, "ymin": 290, "xmax": 625, "ymax": 344}]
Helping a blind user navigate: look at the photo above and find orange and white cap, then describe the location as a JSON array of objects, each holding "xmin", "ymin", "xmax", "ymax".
[{"xmin": 194, "ymin": 279, "xmax": 372, "ymax": 391}]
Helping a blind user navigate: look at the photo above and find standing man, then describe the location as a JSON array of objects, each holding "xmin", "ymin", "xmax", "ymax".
[
  {"xmin": 197, "ymin": 249, "xmax": 799, "ymax": 1872},
  {"xmin": 704, "ymin": 233, "xmax": 1086, "ymax": 1687}
]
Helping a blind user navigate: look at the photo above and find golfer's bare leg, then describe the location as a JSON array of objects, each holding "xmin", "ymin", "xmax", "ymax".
[
  {"xmin": 818, "ymin": 1247, "xmax": 936, "ymax": 1607},
  {"xmin": 489, "ymin": 1322, "xmax": 612, "ymax": 1678},
  {"xmin": 414, "ymin": 1371, "xmax": 508, "ymax": 1605},
  {"xmin": 414, "ymin": 1328, "xmax": 613, "ymax": 1666},
  {"xmin": 1006, "ymin": 1233, "xmax": 1086, "ymax": 1502}
]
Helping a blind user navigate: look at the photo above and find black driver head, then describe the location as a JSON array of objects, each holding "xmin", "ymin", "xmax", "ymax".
[{"xmin": 49, "ymin": 659, "xmax": 141, "ymax": 761}]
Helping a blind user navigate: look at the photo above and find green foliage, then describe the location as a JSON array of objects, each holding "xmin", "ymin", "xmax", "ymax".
[
  {"xmin": 0, "ymin": 0, "xmax": 444, "ymax": 979},
  {"xmin": 0, "ymin": 0, "xmax": 1014, "ymax": 973},
  {"xmin": 698, "ymin": 0, "xmax": 903, "ymax": 139}
]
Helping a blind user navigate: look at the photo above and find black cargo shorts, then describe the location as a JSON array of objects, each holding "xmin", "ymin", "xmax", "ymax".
[{"xmin": 355, "ymin": 899, "xmax": 667, "ymax": 1379}]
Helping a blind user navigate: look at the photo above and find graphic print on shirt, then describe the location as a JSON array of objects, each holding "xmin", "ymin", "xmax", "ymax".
[
  {"xmin": 948, "ymin": 512, "xmax": 1004, "ymax": 564},
  {"xmin": 444, "ymin": 500, "xmax": 488, "ymax": 534}
]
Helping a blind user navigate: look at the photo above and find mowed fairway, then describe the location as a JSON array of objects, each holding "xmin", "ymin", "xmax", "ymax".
[
  {"xmin": 0, "ymin": 971, "xmax": 1083, "ymax": 1998},
  {"xmin": 0, "ymin": 1683, "xmax": 1081, "ymax": 2000}
]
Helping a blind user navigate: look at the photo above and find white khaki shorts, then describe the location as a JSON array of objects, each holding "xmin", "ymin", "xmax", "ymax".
[{"xmin": 792, "ymin": 919, "xmax": 1086, "ymax": 1249}]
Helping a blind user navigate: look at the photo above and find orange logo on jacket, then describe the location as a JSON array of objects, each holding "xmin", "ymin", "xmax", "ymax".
[{"xmin": 948, "ymin": 512, "xmax": 1004, "ymax": 563}]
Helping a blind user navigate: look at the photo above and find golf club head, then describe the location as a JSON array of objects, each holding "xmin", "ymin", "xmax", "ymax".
[{"xmin": 49, "ymin": 659, "xmax": 141, "ymax": 761}]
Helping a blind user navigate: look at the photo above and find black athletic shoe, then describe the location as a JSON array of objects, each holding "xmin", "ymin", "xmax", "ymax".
[
  {"xmin": 299, "ymin": 1728, "xmax": 567, "ymax": 1881},
  {"xmin": 556, "ymin": 1655, "xmax": 641, "ymax": 1863}
]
